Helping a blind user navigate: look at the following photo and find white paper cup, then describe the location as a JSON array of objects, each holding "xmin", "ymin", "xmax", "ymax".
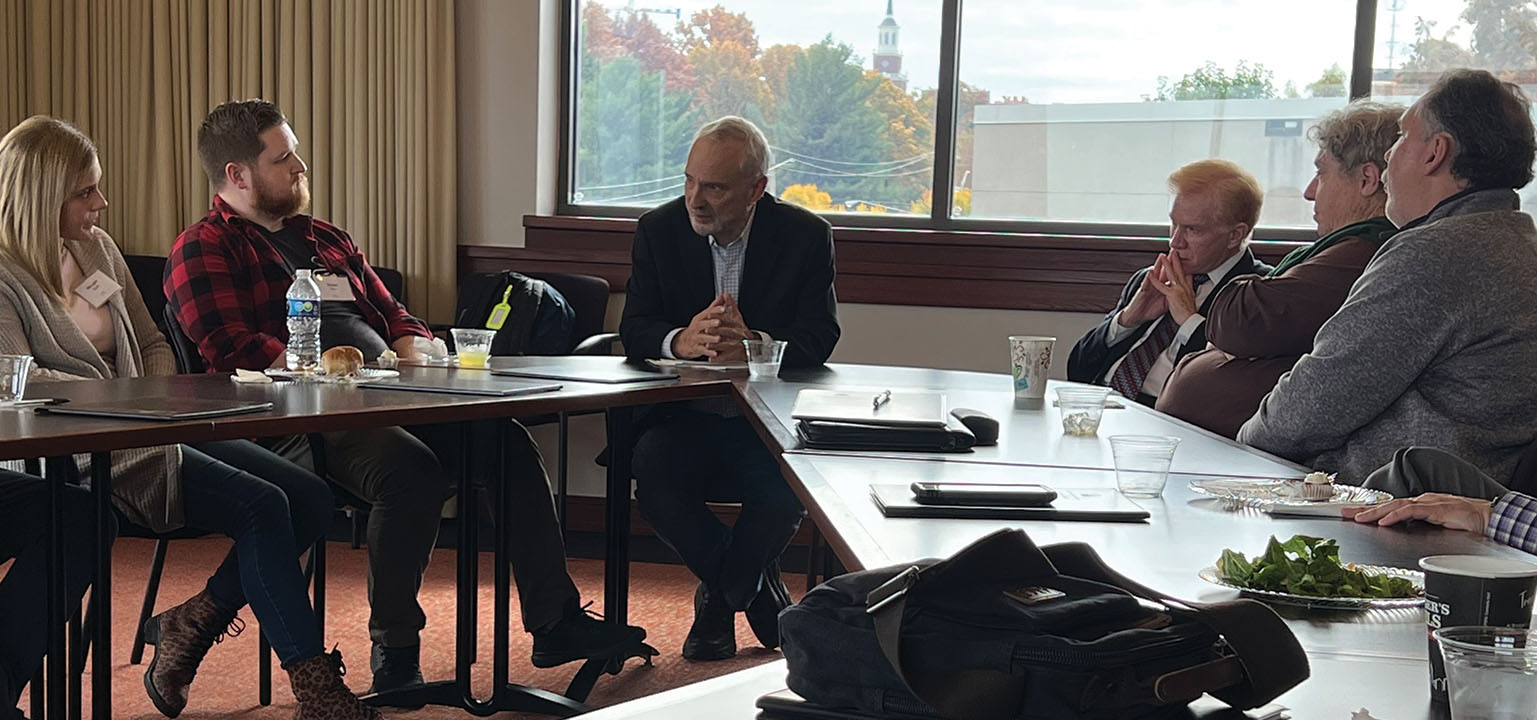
[{"xmin": 1008, "ymin": 336, "xmax": 1055, "ymax": 400}]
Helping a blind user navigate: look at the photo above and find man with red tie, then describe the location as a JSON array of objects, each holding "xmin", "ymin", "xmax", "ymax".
[{"xmin": 1067, "ymin": 159, "xmax": 1272, "ymax": 405}]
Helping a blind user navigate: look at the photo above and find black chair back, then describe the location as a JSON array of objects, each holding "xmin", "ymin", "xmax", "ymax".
[
  {"xmin": 125, "ymin": 255, "xmax": 169, "ymax": 335},
  {"xmin": 525, "ymin": 272, "xmax": 611, "ymax": 346},
  {"xmin": 374, "ymin": 266, "xmax": 405, "ymax": 308},
  {"xmin": 162, "ymin": 304, "xmax": 206, "ymax": 373},
  {"xmin": 1509, "ymin": 441, "xmax": 1537, "ymax": 496}
]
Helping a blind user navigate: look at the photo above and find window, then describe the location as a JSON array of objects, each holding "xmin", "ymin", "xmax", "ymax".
[
  {"xmin": 572, "ymin": 1, "xmax": 941, "ymax": 215},
  {"xmin": 958, "ymin": 1, "xmax": 1354, "ymax": 228},
  {"xmin": 1370, "ymin": 0, "xmax": 1537, "ymax": 209},
  {"xmin": 563, "ymin": 0, "xmax": 1537, "ymax": 233}
]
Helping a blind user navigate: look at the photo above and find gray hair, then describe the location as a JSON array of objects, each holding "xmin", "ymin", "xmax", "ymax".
[
  {"xmin": 1419, "ymin": 68, "xmax": 1536, "ymax": 190},
  {"xmin": 694, "ymin": 115, "xmax": 772, "ymax": 179},
  {"xmin": 1308, "ymin": 100, "xmax": 1404, "ymax": 180}
]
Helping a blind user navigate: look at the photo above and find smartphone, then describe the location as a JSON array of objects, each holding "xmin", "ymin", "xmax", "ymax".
[{"xmin": 910, "ymin": 482, "xmax": 1057, "ymax": 507}]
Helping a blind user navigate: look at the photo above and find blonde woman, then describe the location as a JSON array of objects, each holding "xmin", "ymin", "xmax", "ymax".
[{"xmin": 0, "ymin": 116, "xmax": 380, "ymax": 719}]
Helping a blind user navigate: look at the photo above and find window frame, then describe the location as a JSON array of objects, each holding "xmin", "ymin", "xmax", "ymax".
[{"xmin": 555, "ymin": 0, "xmax": 1380, "ymax": 245}]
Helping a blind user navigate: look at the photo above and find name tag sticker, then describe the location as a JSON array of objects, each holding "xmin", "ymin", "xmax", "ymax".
[
  {"xmin": 74, "ymin": 270, "xmax": 122, "ymax": 308},
  {"xmin": 316, "ymin": 272, "xmax": 355, "ymax": 302}
]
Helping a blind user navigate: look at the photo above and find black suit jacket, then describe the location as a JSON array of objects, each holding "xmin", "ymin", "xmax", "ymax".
[
  {"xmin": 620, "ymin": 193, "xmax": 840, "ymax": 369},
  {"xmin": 1066, "ymin": 249, "xmax": 1270, "ymax": 392}
]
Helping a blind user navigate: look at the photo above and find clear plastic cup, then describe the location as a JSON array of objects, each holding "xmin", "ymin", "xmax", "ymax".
[
  {"xmin": 450, "ymin": 328, "xmax": 496, "ymax": 369},
  {"xmin": 1109, "ymin": 435, "xmax": 1180, "ymax": 498},
  {"xmin": 1435, "ymin": 626, "xmax": 1537, "ymax": 719},
  {"xmin": 0, "ymin": 354, "xmax": 32, "ymax": 403},
  {"xmin": 743, "ymin": 339, "xmax": 788, "ymax": 379},
  {"xmin": 1056, "ymin": 386, "xmax": 1112, "ymax": 436}
]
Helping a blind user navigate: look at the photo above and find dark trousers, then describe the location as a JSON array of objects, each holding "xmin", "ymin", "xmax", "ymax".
[
  {"xmin": 0, "ymin": 471, "xmax": 111, "ymax": 718},
  {"xmin": 632, "ymin": 411, "xmax": 805, "ymax": 610},
  {"xmin": 409, "ymin": 421, "xmax": 580, "ymax": 632},
  {"xmin": 182, "ymin": 440, "xmax": 332, "ymax": 665},
  {"xmin": 266, "ymin": 420, "xmax": 578, "ymax": 642}
]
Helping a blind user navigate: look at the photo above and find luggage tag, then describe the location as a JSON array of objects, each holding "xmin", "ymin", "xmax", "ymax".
[
  {"xmin": 485, "ymin": 286, "xmax": 513, "ymax": 330},
  {"xmin": 74, "ymin": 270, "xmax": 122, "ymax": 308},
  {"xmin": 314, "ymin": 271, "xmax": 355, "ymax": 302}
]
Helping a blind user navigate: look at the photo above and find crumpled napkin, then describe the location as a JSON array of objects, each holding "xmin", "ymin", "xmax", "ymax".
[{"xmin": 231, "ymin": 368, "xmax": 273, "ymax": 384}]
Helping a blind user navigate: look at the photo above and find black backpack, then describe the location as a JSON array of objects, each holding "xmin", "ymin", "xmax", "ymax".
[
  {"xmin": 453, "ymin": 271, "xmax": 576, "ymax": 356},
  {"xmin": 781, "ymin": 529, "xmax": 1309, "ymax": 720}
]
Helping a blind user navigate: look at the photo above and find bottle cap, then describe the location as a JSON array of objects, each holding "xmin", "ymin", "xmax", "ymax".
[{"xmin": 296, "ymin": 269, "xmax": 312, "ymax": 278}]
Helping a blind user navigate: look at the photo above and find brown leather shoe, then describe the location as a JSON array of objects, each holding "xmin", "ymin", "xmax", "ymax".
[
  {"xmin": 682, "ymin": 582, "xmax": 736, "ymax": 661},
  {"xmin": 288, "ymin": 650, "xmax": 382, "ymax": 720},
  {"xmin": 142, "ymin": 589, "xmax": 242, "ymax": 718}
]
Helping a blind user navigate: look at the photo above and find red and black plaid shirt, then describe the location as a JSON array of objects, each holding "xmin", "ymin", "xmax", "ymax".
[{"xmin": 165, "ymin": 195, "xmax": 431, "ymax": 371}]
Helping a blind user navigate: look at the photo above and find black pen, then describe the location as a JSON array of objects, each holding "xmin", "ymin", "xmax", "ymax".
[{"xmin": 872, "ymin": 389, "xmax": 892, "ymax": 410}]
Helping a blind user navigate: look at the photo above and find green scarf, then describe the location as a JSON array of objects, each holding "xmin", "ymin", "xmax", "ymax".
[{"xmin": 1268, "ymin": 216, "xmax": 1397, "ymax": 278}]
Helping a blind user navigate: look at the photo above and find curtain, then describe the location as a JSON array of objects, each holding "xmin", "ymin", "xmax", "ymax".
[{"xmin": 0, "ymin": 0, "xmax": 457, "ymax": 322}]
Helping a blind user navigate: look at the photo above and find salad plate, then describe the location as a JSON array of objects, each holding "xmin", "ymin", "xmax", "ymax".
[{"xmin": 1199, "ymin": 564, "xmax": 1424, "ymax": 610}]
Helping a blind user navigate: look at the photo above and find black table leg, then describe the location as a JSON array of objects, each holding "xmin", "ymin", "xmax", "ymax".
[
  {"xmin": 364, "ymin": 423, "xmax": 584, "ymax": 717},
  {"xmin": 91, "ymin": 453, "xmax": 111, "ymax": 720},
  {"xmin": 603, "ymin": 407, "xmax": 634, "ymax": 627},
  {"xmin": 44, "ymin": 457, "xmax": 70, "ymax": 720}
]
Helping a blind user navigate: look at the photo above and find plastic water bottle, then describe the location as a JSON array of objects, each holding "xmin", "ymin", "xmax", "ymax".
[{"xmin": 286, "ymin": 269, "xmax": 322, "ymax": 373}]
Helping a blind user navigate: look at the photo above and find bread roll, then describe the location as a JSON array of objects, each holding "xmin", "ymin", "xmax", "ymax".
[{"xmin": 320, "ymin": 345, "xmax": 365, "ymax": 376}]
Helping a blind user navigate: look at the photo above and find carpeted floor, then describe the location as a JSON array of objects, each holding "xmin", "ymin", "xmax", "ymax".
[{"xmin": 21, "ymin": 537, "xmax": 798, "ymax": 718}]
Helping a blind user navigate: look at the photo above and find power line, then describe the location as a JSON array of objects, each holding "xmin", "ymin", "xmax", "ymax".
[
  {"xmin": 770, "ymin": 145, "xmax": 933, "ymax": 167},
  {"xmin": 576, "ymin": 174, "xmax": 684, "ymax": 192},
  {"xmin": 785, "ymin": 164, "xmax": 934, "ymax": 179}
]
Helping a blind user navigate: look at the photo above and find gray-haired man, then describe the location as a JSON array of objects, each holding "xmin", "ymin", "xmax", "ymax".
[
  {"xmin": 620, "ymin": 116, "xmax": 840, "ymax": 661},
  {"xmin": 1239, "ymin": 69, "xmax": 1537, "ymax": 484}
]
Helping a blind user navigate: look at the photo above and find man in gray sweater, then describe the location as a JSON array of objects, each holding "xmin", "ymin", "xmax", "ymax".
[{"xmin": 1239, "ymin": 69, "xmax": 1537, "ymax": 483}]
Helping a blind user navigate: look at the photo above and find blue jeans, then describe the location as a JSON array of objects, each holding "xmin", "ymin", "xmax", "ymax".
[
  {"xmin": 181, "ymin": 440, "xmax": 332, "ymax": 666},
  {"xmin": 632, "ymin": 411, "xmax": 805, "ymax": 610},
  {"xmin": 0, "ymin": 471, "xmax": 111, "ymax": 719}
]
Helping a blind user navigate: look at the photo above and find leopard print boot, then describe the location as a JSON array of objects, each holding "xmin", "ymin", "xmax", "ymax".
[
  {"xmin": 141, "ymin": 589, "xmax": 243, "ymax": 717},
  {"xmin": 288, "ymin": 650, "xmax": 383, "ymax": 720}
]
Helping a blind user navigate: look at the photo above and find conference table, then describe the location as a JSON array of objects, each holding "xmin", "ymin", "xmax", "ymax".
[
  {"xmin": 582, "ymin": 366, "xmax": 1520, "ymax": 720},
  {"xmin": 6, "ymin": 358, "xmax": 732, "ymax": 720},
  {"xmin": 8, "ymin": 360, "xmax": 1523, "ymax": 719}
]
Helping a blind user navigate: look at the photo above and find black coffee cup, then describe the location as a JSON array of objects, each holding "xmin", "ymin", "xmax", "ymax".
[{"xmin": 1419, "ymin": 555, "xmax": 1537, "ymax": 705}]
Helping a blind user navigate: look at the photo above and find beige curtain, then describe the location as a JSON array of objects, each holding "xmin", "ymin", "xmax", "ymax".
[{"xmin": 0, "ymin": 0, "xmax": 457, "ymax": 322}]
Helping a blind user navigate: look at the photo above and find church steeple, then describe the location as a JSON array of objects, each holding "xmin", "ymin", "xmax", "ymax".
[{"xmin": 874, "ymin": 0, "xmax": 906, "ymax": 90}]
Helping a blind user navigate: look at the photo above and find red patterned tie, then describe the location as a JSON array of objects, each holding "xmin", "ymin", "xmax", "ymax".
[{"xmin": 1108, "ymin": 274, "xmax": 1207, "ymax": 399}]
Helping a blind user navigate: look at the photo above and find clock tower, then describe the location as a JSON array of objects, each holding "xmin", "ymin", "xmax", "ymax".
[{"xmin": 874, "ymin": 0, "xmax": 906, "ymax": 90}]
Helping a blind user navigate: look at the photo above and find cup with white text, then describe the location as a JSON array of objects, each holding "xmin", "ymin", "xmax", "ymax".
[
  {"xmin": 1420, "ymin": 555, "xmax": 1537, "ymax": 706},
  {"xmin": 1009, "ymin": 336, "xmax": 1055, "ymax": 400}
]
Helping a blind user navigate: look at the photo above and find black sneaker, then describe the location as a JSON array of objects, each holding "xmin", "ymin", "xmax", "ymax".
[
  {"xmin": 366, "ymin": 642, "xmax": 424, "ymax": 695},
  {"xmin": 530, "ymin": 603, "xmax": 646, "ymax": 668}
]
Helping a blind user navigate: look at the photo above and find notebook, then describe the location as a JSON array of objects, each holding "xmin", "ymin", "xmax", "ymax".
[
  {"xmin": 790, "ymin": 389, "xmax": 948, "ymax": 428},
  {"xmin": 491, "ymin": 361, "xmax": 679, "ymax": 384},
  {"xmin": 361, "ymin": 375, "xmax": 562, "ymax": 397},
  {"xmin": 38, "ymin": 397, "xmax": 275, "ymax": 422},
  {"xmin": 869, "ymin": 484, "xmax": 1150, "ymax": 522}
]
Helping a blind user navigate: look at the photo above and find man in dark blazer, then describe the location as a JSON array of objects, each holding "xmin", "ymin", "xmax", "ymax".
[
  {"xmin": 1067, "ymin": 159, "xmax": 1272, "ymax": 406},
  {"xmin": 620, "ymin": 116, "xmax": 839, "ymax": 661}
]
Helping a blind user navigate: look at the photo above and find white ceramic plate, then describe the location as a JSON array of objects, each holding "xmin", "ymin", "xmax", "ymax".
[
  {"xmin": 1198, "ymin": 564, "xmax": 1425, "ymax": 610},
  {"xmin": 263, "ymin": 367, "xmax": 400, "ymax": 383}
]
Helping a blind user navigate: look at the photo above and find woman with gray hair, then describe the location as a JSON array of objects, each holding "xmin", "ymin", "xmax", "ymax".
[{"xmin": 1156, "ymin": 100, "xmax": 1403, "ymax": 438}]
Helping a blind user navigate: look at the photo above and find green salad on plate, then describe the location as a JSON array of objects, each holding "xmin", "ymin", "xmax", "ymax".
[{"xmin": 1215, "ymin": 534, "xmax": 1418, "ymax": 599}]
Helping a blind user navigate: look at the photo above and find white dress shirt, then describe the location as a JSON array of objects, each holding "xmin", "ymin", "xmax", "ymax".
[{"xmin": 1102, "ymin": 249, "xmax": 1245, "ymax": 398}]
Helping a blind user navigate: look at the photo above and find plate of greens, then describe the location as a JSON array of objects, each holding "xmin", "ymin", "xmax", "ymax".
[{"xmin": 1200, "ymin": 534, "xmax": 1424, "ymax": 610}]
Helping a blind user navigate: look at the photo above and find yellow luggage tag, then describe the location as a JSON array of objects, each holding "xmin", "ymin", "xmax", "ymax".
[{"xmin": 485, "ymin": 285, "xmax": 513, "ymax": 330}]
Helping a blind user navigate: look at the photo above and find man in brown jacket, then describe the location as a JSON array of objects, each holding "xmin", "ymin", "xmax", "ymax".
[{"xmin": 1157, "ymin": 100, "xmax": 1403, "ymax": 437}]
